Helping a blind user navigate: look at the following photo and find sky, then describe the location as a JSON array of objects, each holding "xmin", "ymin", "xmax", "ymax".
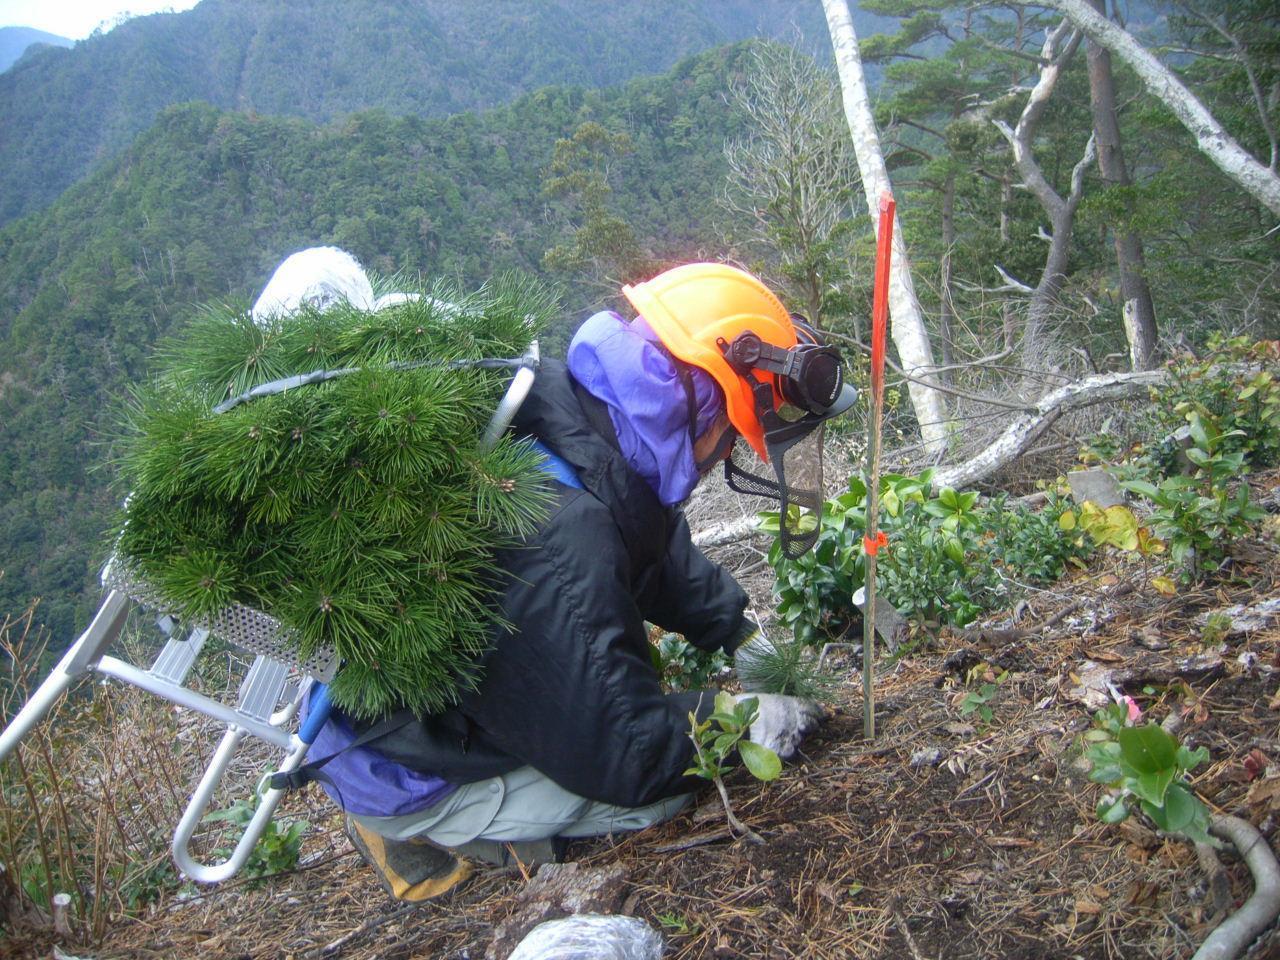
[{"xmin": 0, "ymin": 0, "xmax": 199, "ymax": 40}]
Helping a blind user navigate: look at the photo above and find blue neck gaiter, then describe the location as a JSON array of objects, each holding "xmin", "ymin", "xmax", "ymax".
[{"xmin": 566, "ymin": 310, "xmax": 724, "ymax": 505}]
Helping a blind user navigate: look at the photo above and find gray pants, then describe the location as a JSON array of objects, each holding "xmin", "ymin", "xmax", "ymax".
[{"xmin": 352, "ymin": 765, "xmax": 691, "ymax": 846}]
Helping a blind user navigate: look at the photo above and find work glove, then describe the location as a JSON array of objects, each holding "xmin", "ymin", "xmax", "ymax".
[
  {"xmin": 735, "ymin": 693, "xmax": 823, "ymax": 760},
  {"xmin": 733, "ymin": 627, "xmax": 777, "ymax": 693}
]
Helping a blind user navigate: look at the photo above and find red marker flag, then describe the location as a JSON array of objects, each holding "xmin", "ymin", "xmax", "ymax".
[
  {"xmin": 870, "ymin": 193, "xmax": 895, "ymax": 400},
  {"xmin": 862, "ymin": 191, "xmax": 894, "ymax": 742}
]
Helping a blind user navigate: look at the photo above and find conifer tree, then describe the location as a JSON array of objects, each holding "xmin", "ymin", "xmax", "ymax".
[{"xmin": 112, "ymin": 276, "xmax": 558, "ymax": 720}]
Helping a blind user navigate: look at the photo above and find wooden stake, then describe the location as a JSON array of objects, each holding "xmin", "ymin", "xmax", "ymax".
[{"xmin": 863, "ymin": 193, "xmax": 895, "ymax": 741}]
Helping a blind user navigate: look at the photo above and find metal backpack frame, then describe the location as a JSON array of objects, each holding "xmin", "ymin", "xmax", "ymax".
[{"xmin": 0, "ymin": 344, "xmax": 539, "ymax": 883}]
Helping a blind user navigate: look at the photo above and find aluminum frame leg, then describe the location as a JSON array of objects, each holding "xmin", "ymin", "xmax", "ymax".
[{"xmin": 0, "ymin": 590, "xmax": 132, "ymax": 764}]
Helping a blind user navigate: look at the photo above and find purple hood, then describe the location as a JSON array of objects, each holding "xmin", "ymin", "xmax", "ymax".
[{"xmin": 567, "ymin": 310, "xmax": 724, "ymax": 505}]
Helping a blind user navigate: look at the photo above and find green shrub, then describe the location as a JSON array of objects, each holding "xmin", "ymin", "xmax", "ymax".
[
  {"xmin": 765, "ymin": 472, "xmax": 1086, "ymax": 642},
  {"xmin": 1122, "ymin": 410, "xmax": 1265, "ymax": 578},
  {"xmin": 984, "ymin": 493, "xmax": 1093, "ymax": 584},
  {"xmin": 1083, "ymin": 702, "xmax": 1214, "ymax": 846},
  {"xmin": 684, "ymin": 692, "xmax": 779, "ymax": 842},
  {"xmin": 877, "ymin": 496, "xmax": 1000, "ymax": 628},
  {"xmin": 957, "ymin": 668, "xmax": 1009, "ymax": 725},
  {"xmin": 204, "ymin": 799, "xmax": 308, "ymax": 884},
  {"xmin": 651, "ymin": 632, "xmax": 730, "ymax": 692},
  {"xmin": 1149, "ymin": 336, "xmax": 1280, "ymax": 471}
]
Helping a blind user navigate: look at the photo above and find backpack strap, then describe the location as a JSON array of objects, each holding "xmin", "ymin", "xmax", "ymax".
[{"xmin": 268, "ymin": 707, "xmax": 417, "ymax": 796}]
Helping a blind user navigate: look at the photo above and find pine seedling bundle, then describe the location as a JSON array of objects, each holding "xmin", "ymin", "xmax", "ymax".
[{"xmin": 112, "ymin": 276, "xmax": 558, "ymax": 720}]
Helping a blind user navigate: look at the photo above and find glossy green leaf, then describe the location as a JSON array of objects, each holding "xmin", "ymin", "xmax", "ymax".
[
  {"xmin": 1118, "ymin": 724, "xmax": 1178, "ymax": 775},
  {"xmin": 1142, "ymin": 782, "xmax": 1199, "ymax": 834},
  {"xmin": 715, "ymin": 691, "xmax": 741, "ymax": 716},
  {"xmin": 1120, "ymin": 479, "xmax": 1161, "ymax": 500},
  {"xmin": 1097, "ymin": 796, "xmax": 1129, "ymax": 824},
  {"xmin": 738, "ymin": 740, "xmax": 782, "ymax": 781},
  {"xmin": 1129, "ymin": 768, "xmax": 1174, "ymax": 806}
]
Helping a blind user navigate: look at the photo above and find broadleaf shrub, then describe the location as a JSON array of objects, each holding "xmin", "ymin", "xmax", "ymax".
[
  {"xmin": 765, "ymin": 473, "xmax": 1089, "ymax": 643},
  {"xmin": 1121, "ymin": 410, "xmax": 1265, "ymax": 579},
  {"xmin": 1148, "ymin": 336, "xmax": 1280, "ymax": 472},
  {"xmin": 1083, "ymin": 702, "xmax": 1215, "ymax": 846}
]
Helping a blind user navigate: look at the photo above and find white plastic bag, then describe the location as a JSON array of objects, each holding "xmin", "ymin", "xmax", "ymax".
[
  {"xmin": 507, "ymin": 914, "xmax": 665, "ymax": 960},
  {"xmin": 251, "ymin": 246, "xmax": 376, "ymax": 324}
]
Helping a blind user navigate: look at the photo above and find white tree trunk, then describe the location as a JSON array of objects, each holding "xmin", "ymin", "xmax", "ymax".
[
  {"xmin": 1034, "ymin": 0, "xmax": 1280, "ymax": 218},
  {"xmin": 821, "ymin": 0, "xmax": 948, "ymax": 455}
]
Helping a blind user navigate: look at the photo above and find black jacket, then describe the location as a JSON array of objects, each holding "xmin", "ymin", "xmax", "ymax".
[{"xmin": 358, "ymin": 359, "xmax": 752, "ymax": 807}]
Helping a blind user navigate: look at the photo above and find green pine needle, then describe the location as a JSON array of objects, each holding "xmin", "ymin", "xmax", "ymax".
[{"xmin": 113, "ymin": 274, "xmax": 556, "ymax": 719}]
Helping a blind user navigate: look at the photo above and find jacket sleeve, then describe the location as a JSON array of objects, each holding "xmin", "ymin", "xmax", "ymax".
[
  {"xmin": 460, "ymin": 494, "xmax": 715, "ymax": 808},
  {"xmin": 642, "ymin": 509, "xmax": 754, "ymax": 655}
]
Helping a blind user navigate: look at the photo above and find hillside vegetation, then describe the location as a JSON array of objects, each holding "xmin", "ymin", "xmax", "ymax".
[
  {"xmin": 0, "ymin": 0, "xmax": 853, "ymax": 225},
  {"xmin": 0, "ymin": 27, "xmax": 71, "ymax": 74}
]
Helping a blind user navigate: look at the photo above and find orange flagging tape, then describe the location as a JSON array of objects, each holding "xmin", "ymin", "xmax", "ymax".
[{"xmin": 863, "ymin": 531, "xmax": 888, "ymax": 556}]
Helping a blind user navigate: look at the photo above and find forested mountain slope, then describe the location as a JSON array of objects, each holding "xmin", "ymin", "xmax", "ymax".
[
  {"xmin": 0, "ymin": 44, "xmax": 753, "ymax": 639},
  {"xmin": 0, "ymin": 0, "xmax": 862, "ymax": 225},
  {"xmin": 0, "ymin": 26, "xmax": 72, "ymax": 73}
]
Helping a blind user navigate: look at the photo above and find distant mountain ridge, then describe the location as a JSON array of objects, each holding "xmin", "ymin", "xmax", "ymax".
[
  {"xmin": 0, "ymin": 0, "xmax": 890, "ymax": 226},
  {"xmin": 0, "ymin": 26, "xmax": 72, "ymax": 73}
]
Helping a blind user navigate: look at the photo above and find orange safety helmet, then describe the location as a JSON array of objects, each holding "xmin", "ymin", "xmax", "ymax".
[{"xmin": 622, "ymin": 263, "xmax": 796, "ymax": 460}]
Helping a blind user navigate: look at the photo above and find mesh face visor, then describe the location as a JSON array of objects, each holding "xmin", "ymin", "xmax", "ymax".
[{"xmin": 719, "ymin": 318, "xmax": 856, "ymax": 559}]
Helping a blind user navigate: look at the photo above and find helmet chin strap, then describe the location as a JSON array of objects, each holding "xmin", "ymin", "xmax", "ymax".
[
  {"xmin": 722, "ymin": 376, "xmax": 822, "ymax": 560},
  {"xmin": 670, "ymin": 352, "xmax": 739, "ymax": 475},
  {"xmin": 695, "ymin": 426, "xmax": 738, "ymax": 473},
  {"xmin": 667, "ymin": 337, "xmax": 824, "ymax": 557}
]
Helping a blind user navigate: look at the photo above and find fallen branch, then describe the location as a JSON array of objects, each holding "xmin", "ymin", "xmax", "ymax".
[
  {"xmin": 889, "ymin": 895, "xmax": 934, "ymax": 960},
  {"xmin": 310, "ymin": 903, "xmax": 420, "ymax": 957},
  {"xmin": 1193, "ymin": 815, "xmax": 1280, "ymax": 960},
  {"xmin": 932, "ymin": 369, "xmax": 1166, "ymax": 489},
  {"xmin": 694, "ymin": 369, "xmax": 1170, "ymax": 548},
  {"xmin": 651, "ymin": 828, "xmax": 733, "ymax": 854},
  {"xmin": 959, "ymin": 581, "xmax": 1135, "ymax": 645},
  {"xmin": 693, "ymin": 515, "xmax": 761, "ymax": 549}
]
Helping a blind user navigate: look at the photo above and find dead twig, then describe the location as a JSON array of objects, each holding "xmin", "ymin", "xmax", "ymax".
[
  {"xmin": 309, "ymin": 902, "xmax": 420, "ymax": 957},
  {"xmin": 650, "ymin": 828, "xmax": 733, "ymax": 854},
  {"xmin": 889, "ymin": 896, "xmax": 934, "ymax": 960},
  {"xmin": 961, "ymin": 580, "xmax": 1136, "ymax": 645}
]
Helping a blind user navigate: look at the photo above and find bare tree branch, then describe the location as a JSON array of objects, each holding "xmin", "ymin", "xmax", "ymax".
[
  {"xmin": 1178, "ymin": 3, "xmax": 1278, "ymax": 171},
  {"xmin": 1031, "ymin": 0, "xmax": 1280, "ymax": 215},
  {"xmin": 931, "ymin": 369, "xmax": 1166, "ymax": 489},
  {"xmin": 993, "ymin": 20, "xmax": 1093, "ymax": 362}
]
